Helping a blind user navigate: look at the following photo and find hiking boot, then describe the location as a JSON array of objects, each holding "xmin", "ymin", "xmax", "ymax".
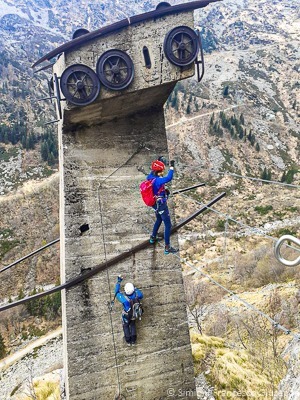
[
  {"xmin": 164, "ymin": 246, "xmax": 178, "ymax": 255},
  {"xmin": 123, "ymin": 337, "xmax": 131, "ymax": 347},
  {"xmin": 149, "ymin": 235, "xmax": 162, "ymax": 244}
]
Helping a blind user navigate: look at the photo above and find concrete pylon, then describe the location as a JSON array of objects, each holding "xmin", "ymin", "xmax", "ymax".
[{"xmin": 50, "ymin": 3, "xmax": 212, "ymax": 399}]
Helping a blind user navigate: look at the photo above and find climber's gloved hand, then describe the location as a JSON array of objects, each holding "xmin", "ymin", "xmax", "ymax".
[
  {"xmin": 158, "ymin": 156, "xmax": 166, "ymax": 165},
  {"xmin": 117, "ymin": 276, "xmax": 123, "ymax": 283},
  {"xmin": 170, "ymin": 160, "xmax": 175, "ymax": 167}
]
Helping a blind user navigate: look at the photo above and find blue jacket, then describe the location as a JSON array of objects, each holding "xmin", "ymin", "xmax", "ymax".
[
  {"xmin": 114, "ymin": 283, "xmax": 143, "ymax": 313},
  {"xmin": 147, "ymin": 169, "xmax": 174, "ymax": 203}
]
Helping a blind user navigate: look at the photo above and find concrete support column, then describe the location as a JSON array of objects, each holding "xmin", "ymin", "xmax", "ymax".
[{"xmin": 59, "ymin": 106, "xmax": 196, "ymax": 399}]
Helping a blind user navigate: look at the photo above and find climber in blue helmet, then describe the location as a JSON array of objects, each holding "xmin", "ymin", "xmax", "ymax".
[
  {"xmin": 147, "ymin": 157, "xmax": 178, "ymax": 254},
  {"xmin": 114, "ymin": 276, "xmax": 143, "ymax": 346}
]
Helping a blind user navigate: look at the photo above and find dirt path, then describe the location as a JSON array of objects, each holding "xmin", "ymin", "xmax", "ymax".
[
  {"xmin": 0, "ymin": 327, "xmax": 62, "ymax": 371},
  {"xmin": 166, "ymin": 104, "xmax": 244, "ymax": 129}
]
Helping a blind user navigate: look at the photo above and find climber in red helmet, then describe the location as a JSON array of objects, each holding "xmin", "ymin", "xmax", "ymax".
[{"xmin": 147, "ymin": 158, "xmax": 178, "ymax": 254}]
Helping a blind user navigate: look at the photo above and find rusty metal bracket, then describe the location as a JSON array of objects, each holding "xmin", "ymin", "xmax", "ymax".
[
  {"xmin": 36, "ymin": 73, "xmax": 63, "ymax": 123},
  {"xmin": 195, "ymin": 29, "xmax": 205, "ymax": 82}
]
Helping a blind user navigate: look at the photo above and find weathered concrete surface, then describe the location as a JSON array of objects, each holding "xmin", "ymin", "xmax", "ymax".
[
  {"xmin": 55, "ymin": 11, "xmax": 195, "ymax": 126},
  {"xmin": 59, "ymin": 109, "xmax": 196, "ymax": 399},
  {"xmin": 56, "ymin": 9, "xmax": 197, "ymax": 400}
]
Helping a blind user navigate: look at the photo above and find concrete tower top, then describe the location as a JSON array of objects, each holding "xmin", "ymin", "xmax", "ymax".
[{"xmin": 32, "ymin": 0, "xmax": 220, "ymax": 68}]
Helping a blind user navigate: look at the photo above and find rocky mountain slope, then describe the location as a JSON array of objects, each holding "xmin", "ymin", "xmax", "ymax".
[{"xmin": 0, "ymin": 0, "xmax": 299, "ymax": 399}]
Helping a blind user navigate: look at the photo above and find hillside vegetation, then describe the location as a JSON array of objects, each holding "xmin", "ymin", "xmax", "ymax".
[{"xmin": 0, "ymin": 0, "xmax": 299, "ymax": 398}]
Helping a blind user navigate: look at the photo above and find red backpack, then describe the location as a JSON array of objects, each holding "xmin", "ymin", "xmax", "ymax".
[
  {"xmin": 140, "ymin": 179, "xmax": 156, "ymax": 206},
  {"xmin": 140, "ymin": 178, "xmax": 164, "ymax": 206}
]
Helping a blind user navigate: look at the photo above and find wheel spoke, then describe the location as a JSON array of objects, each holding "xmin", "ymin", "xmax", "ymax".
[
  {"xmin": 72, "ymin": 72, "xmax": 79, "ymax": 81},
  {"xmin": 80, "ymin": 87, "xmax": 88, "ymax": 99},
  {"xmin": 71, "ymin": 89, "xmax": 79, "ymax": 99},
  {"xmin": 82, "ymin": 74, "xmax": 89, "ymax": 84}
]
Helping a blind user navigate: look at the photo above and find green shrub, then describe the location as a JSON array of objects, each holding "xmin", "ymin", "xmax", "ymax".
[
  {"xmin": 216, "ymin": 219, "xmax": 226, "ymax": 231},
  {"xmin": 254, "ymin": 205, "xmax": 273, "ymax": 215},
  {"xmin": 0, "ymin": 332, "xmax": 6, "ymax": 358}
]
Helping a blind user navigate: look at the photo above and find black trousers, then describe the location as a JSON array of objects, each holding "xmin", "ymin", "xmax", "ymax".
[{"xmin": 123, "ymin": 320, "xmax": 137, "ymax": 344}]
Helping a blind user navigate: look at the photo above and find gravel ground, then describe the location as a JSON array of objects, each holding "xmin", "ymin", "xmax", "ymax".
[{"xmin": 0, "ymin": 336, "xmax": 63, "ymax": 400}]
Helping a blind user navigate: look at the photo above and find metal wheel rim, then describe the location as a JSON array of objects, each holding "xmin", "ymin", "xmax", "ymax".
[
  {"xmin": 96, "ymin": 50, "xmax": 134, "ymax": 91},
  {"xmin": 60, "ymin": 64, "xmax": 101, "ymax": 106},
  {"xmin": 164, "ymin": 26, "xmax": 199, "ymax": 67}
]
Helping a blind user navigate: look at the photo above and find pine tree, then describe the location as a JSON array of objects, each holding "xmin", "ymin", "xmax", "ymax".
[
  {"xmin": 223, "ymin": 85, "xmax": 229, "ymax": 96},
  {"xmin": 41, "ymin": 142, "xmax": 49, "ymax": 161},
  {"xmin": 231, "ymin": 114, "xmax": 237, "ymax": 126},
  {"xmin": 240, "ymin": 113, "xmax": 245, "ymax": 125},
  {"xmin": 18, "ymin": 288, "xmax": 25, "ymax": 300},
  {"xmin": 3, "ymin": 132, "xmax": 8, "ymax": 144},
  {"xmin": 261, "ymin": 167, "xmax": 268, "ymax": 180},
  {"xmin": 255, "ymin": 142, "xmax": 260, "ymax": 152},
  {"xmin": 0, "ymin": 333, "xmax": 6, "ymax": 359}
]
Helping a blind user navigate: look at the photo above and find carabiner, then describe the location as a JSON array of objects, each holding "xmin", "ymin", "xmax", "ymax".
[{"xmin": 274, "ymin": 235, "xmax": 300, "ymax": 267}]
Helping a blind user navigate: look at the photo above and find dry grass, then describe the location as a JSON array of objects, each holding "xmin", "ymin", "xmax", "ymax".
[
  {"xmin": 191, "ymin": 331, "xmax": 286, "ymax": 400},
  {"xmin": 15, "ymin": 378, "xmax": 60, "ymax": 400}
]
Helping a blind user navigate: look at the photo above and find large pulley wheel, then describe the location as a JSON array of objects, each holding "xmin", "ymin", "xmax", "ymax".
[
  {"xmin": 96, "ymin": 50, "xmax": 134, "ymax": 91},
  {"xmin": 164, "ymin": 26, "xmax": 199, "ymax": 67},
  {"xmin": 60, "ymin": 64, "xmax": 101, "ymax": 106}
]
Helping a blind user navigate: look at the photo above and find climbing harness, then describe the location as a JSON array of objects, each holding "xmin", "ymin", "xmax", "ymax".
[{"xmin": 274, "ymin": 235, "xmax": 300, "ymax": 267}]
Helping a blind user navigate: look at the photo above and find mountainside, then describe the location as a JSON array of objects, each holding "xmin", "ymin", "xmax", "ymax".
[
  {"xmin": 166, "ymin": 0, "xmax": 299, "ymax": 182},
  {"xmin": 0, "ymin": 0, "xmax": 299, "ymax": 399}
]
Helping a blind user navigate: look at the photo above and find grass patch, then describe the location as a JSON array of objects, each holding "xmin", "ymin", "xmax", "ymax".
[
  {"xmin": 0, "ymin": 228, "xmax": 14, "ymax": 239},
  {"xmin": 0, "ymin": 239, "xmax": 19, "ymax": 257},
  {"xmin": 274, "ymin": 228, "xmax": 297, "ymax": 237},
  {"xmin": 254, "ymin": 205, "xmax": 273, "ymax": 215},
  {"xmin": 0, "ymin": 146, "xmax": 19, "ymax": 162}
]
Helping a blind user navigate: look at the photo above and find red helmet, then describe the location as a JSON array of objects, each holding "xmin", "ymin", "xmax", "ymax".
[{"xmin": 151, "ymin": 160, "xmax": 165, "ymax": 172}]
